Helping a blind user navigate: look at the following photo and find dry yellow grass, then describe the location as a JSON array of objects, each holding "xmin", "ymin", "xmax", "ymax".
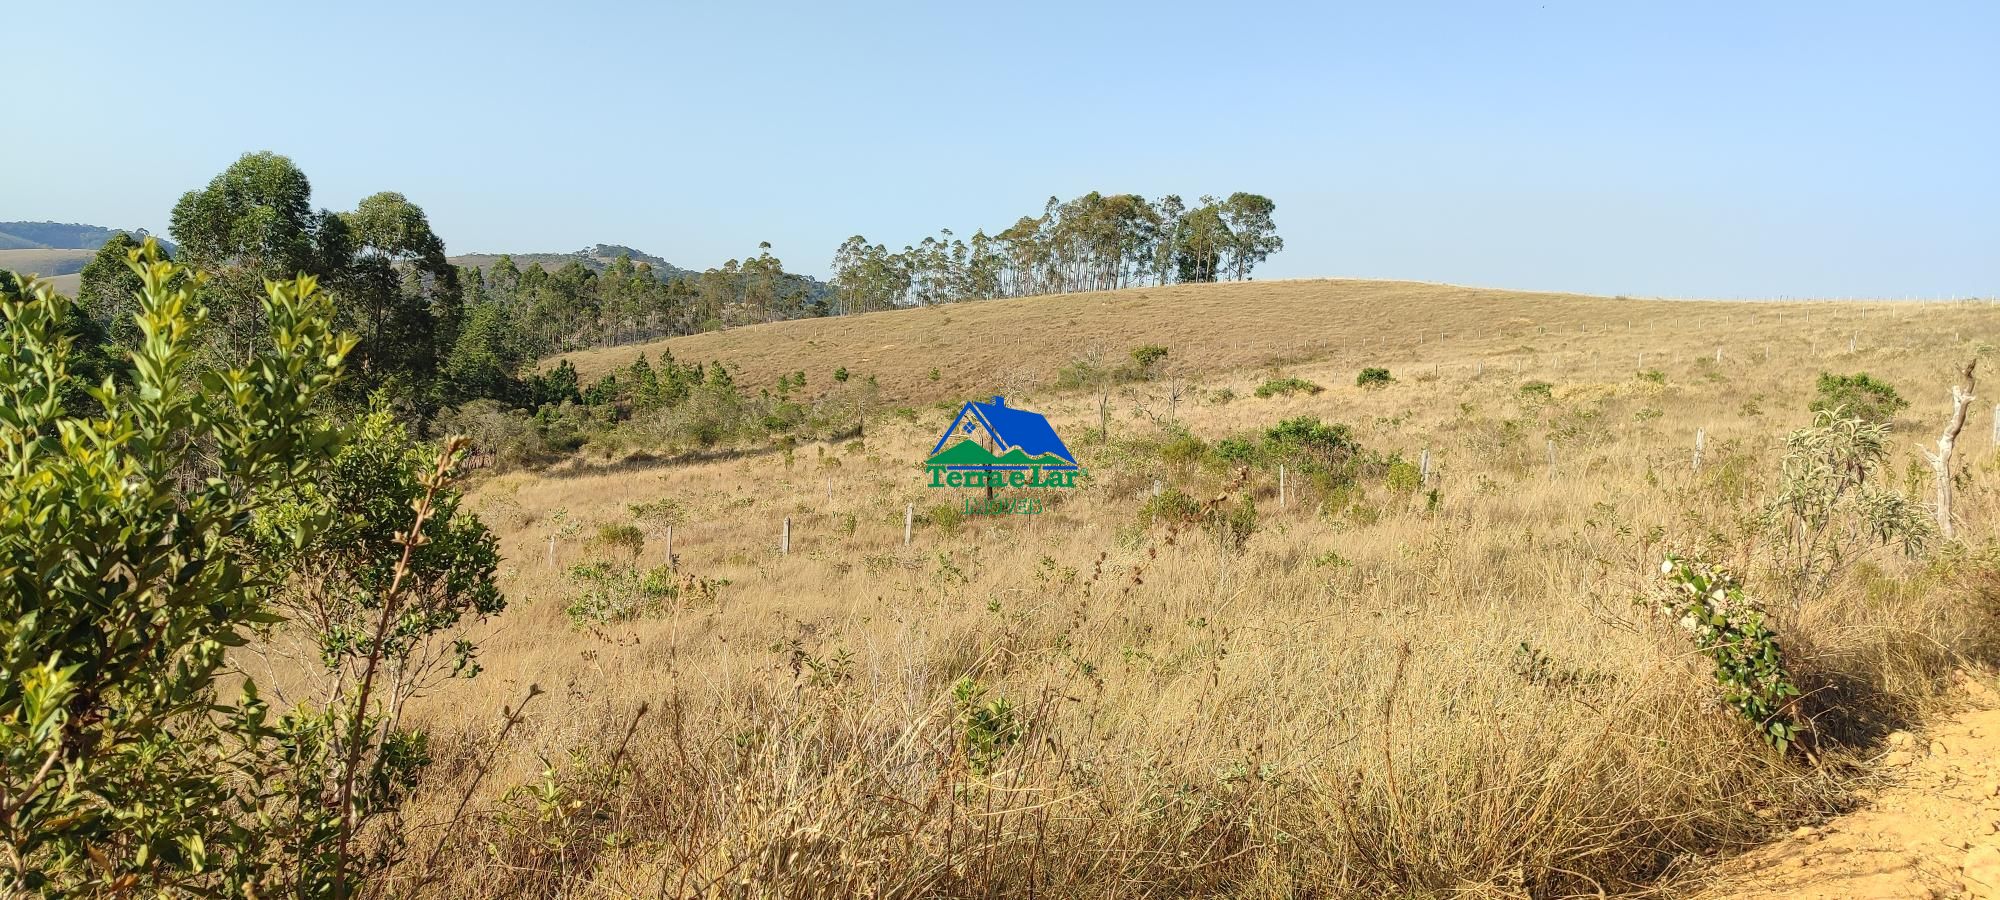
[
  {"xmin": 554, "ymin": 278, "xmax": 1975, "ymax": 405},
  {"xmin": 372, "ymin": 281, "xmax": 2000, "ymax": 897}
]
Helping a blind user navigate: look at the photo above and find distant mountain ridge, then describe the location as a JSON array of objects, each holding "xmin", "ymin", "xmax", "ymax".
[
  {"xmin": 446, "ymin": 244, "xmax": 698, "ymax": 280},
  {"xmin": 0, "ymin": 221, "xmax": 172, "ymax": 253},
  {"xmin": 447, "ymin": 243, "xmax": 833, "ymax": 306}
]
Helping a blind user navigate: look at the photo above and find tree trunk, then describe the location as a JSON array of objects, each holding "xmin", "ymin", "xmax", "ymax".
[{"xmin": 1924, "ymin": 360, "xmax": 1977, "ymax": 539}]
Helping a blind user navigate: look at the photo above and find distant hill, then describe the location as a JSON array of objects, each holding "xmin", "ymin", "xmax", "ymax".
[
  {"xmin": 448, "ymin": 244, "xmax": 698, "ymax": 280},
  {"xmin": 0, "ymin": 221, "xmax": 172, "ymax": 253},
  {"xmin": 448, "ymin": 243, "xmax": 834, "ymax": 309}
]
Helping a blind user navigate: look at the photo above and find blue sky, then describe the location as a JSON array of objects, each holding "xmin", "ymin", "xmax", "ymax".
[{"xmin": 5, "ymin": 2, "xmax": 1995, "ymax": 298}]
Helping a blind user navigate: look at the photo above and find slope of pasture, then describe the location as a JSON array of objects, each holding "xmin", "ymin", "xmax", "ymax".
[
  {"xmin": 0, "ymin": 248, "xmax": 93, "ymax": 279},
  {"xmin": 0, "ymin": 249, "xmax": 92, "ymax": 295},
  {"xmin": 557, "ymin": 278, "xmax": 1957, "ymax": 403},
  {"xmin": 369, "ymin": 284, "xmax": 2000, "ymax": 897}
]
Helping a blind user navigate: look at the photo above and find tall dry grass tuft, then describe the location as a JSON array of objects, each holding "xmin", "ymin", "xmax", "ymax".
[{"xmin": 358, "ymin": 286, "xmax": 2000, "ymax": 897}]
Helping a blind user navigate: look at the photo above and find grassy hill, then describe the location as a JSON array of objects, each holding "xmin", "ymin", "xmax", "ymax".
[
  {"xmin": 0, "ymin": 221, "xmax": 169, "ymax": 252},
  {"xmin": 389, "ymin": 276, "xmax": 2000, "ymax": 895},
  {"xmin": 556, "ymin": 277, "xmax": 1957, "ymax": 404},
  {"xmin": 0, "ymin": 248, "xmax": 93, "ymax": 279}
]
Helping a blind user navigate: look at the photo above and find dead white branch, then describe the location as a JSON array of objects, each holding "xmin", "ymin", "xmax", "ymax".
[{"xmin": 1921, "ymin": 360, "xmax": 1977, "ymax": 539}]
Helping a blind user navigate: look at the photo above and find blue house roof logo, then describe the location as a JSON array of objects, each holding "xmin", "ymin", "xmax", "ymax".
[{"xmin": 925, "ymin": 397, "xmax": 1081, "ymax": 488}]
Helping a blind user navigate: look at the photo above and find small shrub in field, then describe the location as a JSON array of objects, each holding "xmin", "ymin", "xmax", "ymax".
[
  {"xmin": 1130, "ymin": 344, "xmax": 1169, "ymax": 373},
  {"xmin": 589, "ymin": 523, "xmax": 646, "ymax": 556},
  {"xmin": 1207, "ymin": 387, "xmax": 1235, "ymax": 405},
  {"xmin": 1136, "ymin": 487, "xmax": 1203, "ymax": 529},
  {"xmin": 924, "ymin": 501, "xmax": 965, "ymax": 534},
  {"xmin": 1159, "ymin": 430, "xmax": 1207, "ymax": 467},
  {"xmin": 1217, "ymin": 497, "xmax": 1257, "ymax": 551},
  {"xmin": 565, "ymin": 562, "xmax": 723, "ymax": 626},
  {"xmin": 1636, "ymin": 369, "xmax": 1666, "ymax": 384},
  {"xmin": 1765, "ymin": 410, "xmax": 1932, "ymax": 600},
  {"xmin": 1518, "ymin": 380, "xmax": 1554, "ymax": 401},
  {"xmin": 1136, "ymin": 488, "xmax": 1255, "ymax": 551},
  {"xmin": 1356, "ymin": 367, "xmax": 1393, "ymax": 388},
  {"xmin": 952, "ymin": 678, "xmax": 1022, "ymax": 776},
  {"xmin": 1809, "ymin": 372, "xmax": 1907, "ymax": 425},
  {"xmin": 1254, "ymin": 376, "xmax": 1322, "ymax": 398},
  {"xmin": 1385, "ymin": 456, "xmax": 1422, "ymax": 493},
  {"xmin": 1054, "ymin": 359, "xmax": 1100, "ymax": 389},
  {"xmin": 1651, "ymin": 556, "xmax": 1800, "ymax": 751},
  {"xmin": 628, "ymin": 497, "xmax": 684, "ymax": 527},
  {"xmin": 1263, "ymin": 416, "xmax": 1358, "ymax": 470},
  {"xmin": 833, "ymin": 366, "xmax": 849, "ymax": 382},
  {"xmin": 928, "ymin": 367, "xmax": 941, "ymax": 382},
  {"xmin": 1211, "ymin": 436, "xmax": 1259, "ymax": 463},
  {"xmin": 1311, "ymin": 549, "xmax": 1352, "ymax": 568}
]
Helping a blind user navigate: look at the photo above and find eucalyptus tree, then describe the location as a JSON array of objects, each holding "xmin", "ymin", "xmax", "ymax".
[{"xmin": 1220, "ymin": 192, "xmax": 1283, "ymax": 281}]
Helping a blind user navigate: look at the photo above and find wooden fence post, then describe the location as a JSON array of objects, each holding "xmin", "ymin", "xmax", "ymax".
[
  {"xmin": 782, "ymin": 517, "xmax": 791, "ymax": 555},
  {"xmin": 1693, "ymin": 428, "xmax": 1706, "ymax": 473},
  {"xmin": 904, "ymin": 503, "xmax": 914, "ymax": 547},
  {"xmin": 1419, "ymin": 448, "xmax": 1431, "ymax": 488},
  {"xmin": 547, "ymin": 535, "xmax": 556, "ymax": 568},
  {"xmin": 665, "ymin": 525, "xmax": 674, "ymax": 568},
  {"xmin": 1546, "ymin": 440, "xmax": 1557, "ymax": 479},
  {"xmin": 1279, "ymin": 465, "xmax": 1287, "ymax": 510}
]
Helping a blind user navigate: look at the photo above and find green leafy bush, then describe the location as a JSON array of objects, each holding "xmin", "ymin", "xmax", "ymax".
[
  {"xmin": 1212, "ymin": 436, "xmax": 1258, "ymax": 463},
  {"xmin": 1356, "ymin": 367, "xmax": 1393, "ymax": 388},
  {"xmin": 1262, "ymin": 416, "xmax": 1357, "ymax": 470},
  {"xmin": 1764, "ymin": 410, "xmax": 1932, "ymax": 601},
  {"xmin": 1652, "ymin": 556, "xmax": 1800, "ymax": 751},
  {"xmin": 1518, "ymin": 380, "xmax": 1554, "ymax": 401},
  {"xmin": 254, "ymin": 411, "xmax": 503, "ymax": 889},
  {"xmin": 0, "ymin": 244, "xmax": 357, "ymax": 893},
  {"xmin": 1131, "ymin": 344, "xmax": 1169, "ymax": 373},
  {"xmin": 565, "ymin": 562, "xmax": 723, "ymax": 626},
  {"xmin": 1809, "ymin": 372, "xmax": 1907, "ymax": 425},
  {"xmin": 952, "ymin": 678, "xmax": 1022, "ymax": 776},
  {"xmin": 1254, "ymin": 376, "xmax": 1322, "ymax": 398}
]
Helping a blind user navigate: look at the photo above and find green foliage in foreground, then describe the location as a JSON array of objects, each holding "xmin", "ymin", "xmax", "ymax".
[
  {"xmin": 1356, "ymin": 367, "xmax": 1393, "ymax": 388},
  {"xmin": 0, "ymin": 243, "xmax": 352, "ymax": 893},
  {"xmin": 1652, "ymin": 557, "xmax": 1800, "ymax": 752}
]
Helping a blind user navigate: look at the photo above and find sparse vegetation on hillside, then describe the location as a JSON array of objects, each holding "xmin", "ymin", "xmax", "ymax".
[{"xmin": 8, "ymin": 174, "xmax": 2000, "ymax": 898}]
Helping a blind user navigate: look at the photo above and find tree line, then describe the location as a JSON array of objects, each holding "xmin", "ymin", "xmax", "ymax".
[
  {"xmin": 829, "ymin": 192, "xmax": 1282, "ymax": 314},
  {"xmin": 59, "ymin": 154, "xmax": 1282, "ymax": 419}
]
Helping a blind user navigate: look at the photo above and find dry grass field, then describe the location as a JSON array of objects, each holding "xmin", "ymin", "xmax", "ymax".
[
  {"xmin": 555, "ymin": 278, "xmax": 1966, "ymax": 405},
  {"xmin": 369, "ymin": 280, "xmax": 2000, "ymax": 898},
  {"xmin": 0, "ymin": 248, "xmax": 92, "ymax": 276}
]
